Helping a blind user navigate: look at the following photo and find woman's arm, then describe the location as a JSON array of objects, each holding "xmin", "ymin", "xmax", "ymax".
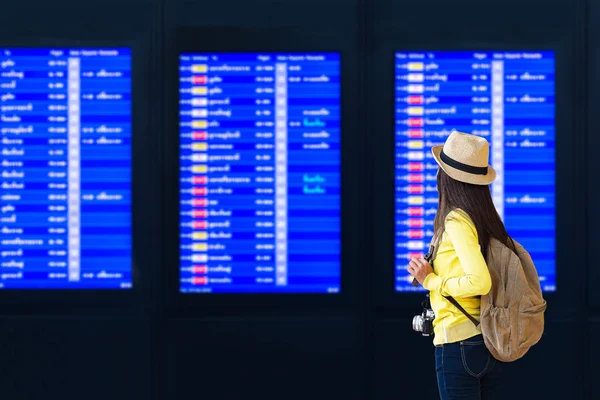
[{"xmin": 423, "ymin": 215, "xmax": 492, "ymax": 298}]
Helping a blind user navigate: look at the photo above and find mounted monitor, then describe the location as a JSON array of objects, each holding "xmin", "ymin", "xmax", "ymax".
[
  {"xmin": 179, "ymin": 52, "xmax": 341, "ymax": 294},
  {"xmin": 0, "ymin": 48, "xmax": 132, "ymax": 289},
  {"xmin": 394, "ymin": 51, "xmax": 555, "ymax": 292}
]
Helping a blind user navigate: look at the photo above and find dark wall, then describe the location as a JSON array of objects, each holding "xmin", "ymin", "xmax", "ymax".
[{"xmin": 0, "ymin": 1, "xmax": 597, "ymax": 399}]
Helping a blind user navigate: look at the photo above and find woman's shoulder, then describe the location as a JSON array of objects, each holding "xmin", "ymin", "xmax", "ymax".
[
  {"xmin": 444, "ymin": 209, "xmax": 477, "ymax": 233},
  {"xmin": 445, "ymin": 208, "xmax": 472, "ymax": 223}
]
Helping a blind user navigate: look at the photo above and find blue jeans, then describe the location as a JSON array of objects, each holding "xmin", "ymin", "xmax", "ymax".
[{"xmin": 435, "ymin": 335, "xmax": 503, "ymax": 400}]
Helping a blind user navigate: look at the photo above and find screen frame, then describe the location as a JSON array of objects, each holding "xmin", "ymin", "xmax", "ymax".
[
  {"xmin": 166, "ymin": 27, "xmax": 360, "ymax": 309},
  {"xmin": 589, "ymin": 3, "xmax": 600, "ymax": 310},
  {"xmin": 371, "ymin": 40, "xmax": 582, "ymax": 311},
  {"xmin": 0, "ymin": 38, "xmax": 143, "ymax": 307}
]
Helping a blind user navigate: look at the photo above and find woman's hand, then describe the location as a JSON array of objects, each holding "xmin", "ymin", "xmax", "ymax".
[{"xmin": 407, "ymin": 256, "xmax": 434, "ymax": 285}]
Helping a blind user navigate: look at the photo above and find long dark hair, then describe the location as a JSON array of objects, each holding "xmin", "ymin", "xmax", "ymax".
[{"xmin": 434, "ymin": 168, "xmax": 515, "ymax": 259}]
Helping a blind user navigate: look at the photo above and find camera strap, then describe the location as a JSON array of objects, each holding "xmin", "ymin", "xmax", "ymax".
[{"xmin": 428, "ymin": 231, "xmax": 481, "ymax": 329}]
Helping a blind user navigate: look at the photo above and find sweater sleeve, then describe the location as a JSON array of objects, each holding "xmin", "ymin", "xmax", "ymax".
[{"xmin": 423, "ymin": 212, "xmax": 492, "ymax": 297}]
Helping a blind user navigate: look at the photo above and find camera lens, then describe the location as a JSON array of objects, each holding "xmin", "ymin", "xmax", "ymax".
[{"xmin": 412, "ymin": 315, "xmax": 423, "ymax": 332}]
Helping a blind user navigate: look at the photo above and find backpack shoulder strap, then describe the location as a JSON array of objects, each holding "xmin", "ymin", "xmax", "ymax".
[{"xmin": 445, "ymin": 295, "xmax": 480, "ymax": 327}]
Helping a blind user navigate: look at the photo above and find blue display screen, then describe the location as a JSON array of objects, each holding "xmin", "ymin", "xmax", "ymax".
[
  {"xmin": 394, "ymin": 51, "xmax": 556, "ymax": 292},
  {"xmin": 179, "ymin": 53, "xmax": 341, "ymax": 293},
  {"xmin": 0, "ymin": 48, "xmax": 132, "ymax": 289}
]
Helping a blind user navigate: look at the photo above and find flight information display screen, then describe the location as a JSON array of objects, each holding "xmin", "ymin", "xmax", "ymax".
[
  {"xmin": 394, "ymin": 51, "xmax": 555, "ymax": 292},
  {"xmin": 0, "ymin": 48, "xmax": 132, "ymax": 289},
  {"xmin": 179, "ymin": 53, "xmax": 340, "ymax": 293}
]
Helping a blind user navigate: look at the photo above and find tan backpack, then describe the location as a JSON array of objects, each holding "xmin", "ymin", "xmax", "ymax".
[
  {"xmin": 479, "ymin": 238, "xmax": 547, "ymax": 362},
  {"xmin": 431, "ymin": 236, "xmax": 547, "ymax": 362}
]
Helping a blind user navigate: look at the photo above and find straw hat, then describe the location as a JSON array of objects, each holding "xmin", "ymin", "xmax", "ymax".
[{"xmin": 431, "ymin": 130, "xmax": 496, "ymax": 185}]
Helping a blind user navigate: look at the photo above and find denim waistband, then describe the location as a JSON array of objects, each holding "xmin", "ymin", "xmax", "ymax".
[{"xmin": 434, "ymin": 333, "xmax": 483, "ymax": 347}]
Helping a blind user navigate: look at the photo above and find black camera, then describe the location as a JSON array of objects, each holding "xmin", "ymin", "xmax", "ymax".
[{"xmin": 412, "ymin": 293, "xmax": 435, "ymax": 336}]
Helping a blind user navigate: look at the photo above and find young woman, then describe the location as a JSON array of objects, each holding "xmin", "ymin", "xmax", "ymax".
[{"xmin": 407, "ymin": 130, "xmax": 515, "ymax": 400}]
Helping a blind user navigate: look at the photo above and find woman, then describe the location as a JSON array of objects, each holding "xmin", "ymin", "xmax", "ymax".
[{"xmin": 408, "ymin": 130, "xmax": 515, "ymax": 400}]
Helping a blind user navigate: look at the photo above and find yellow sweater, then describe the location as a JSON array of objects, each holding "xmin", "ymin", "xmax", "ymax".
[{"xmin": 422, "ymin": 209, "xmax": 492, "ymax": 345}]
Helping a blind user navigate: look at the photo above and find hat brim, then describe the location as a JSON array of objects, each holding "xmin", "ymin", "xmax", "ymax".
[{"xmin": 431, "ymin": 145, "xmax": 496, "ymax": 186}]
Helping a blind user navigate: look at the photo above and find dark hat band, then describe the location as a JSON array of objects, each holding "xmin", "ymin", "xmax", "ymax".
[{"xmin": 440, "ymin": 149, "xmax": 488, "ymax": 176}]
